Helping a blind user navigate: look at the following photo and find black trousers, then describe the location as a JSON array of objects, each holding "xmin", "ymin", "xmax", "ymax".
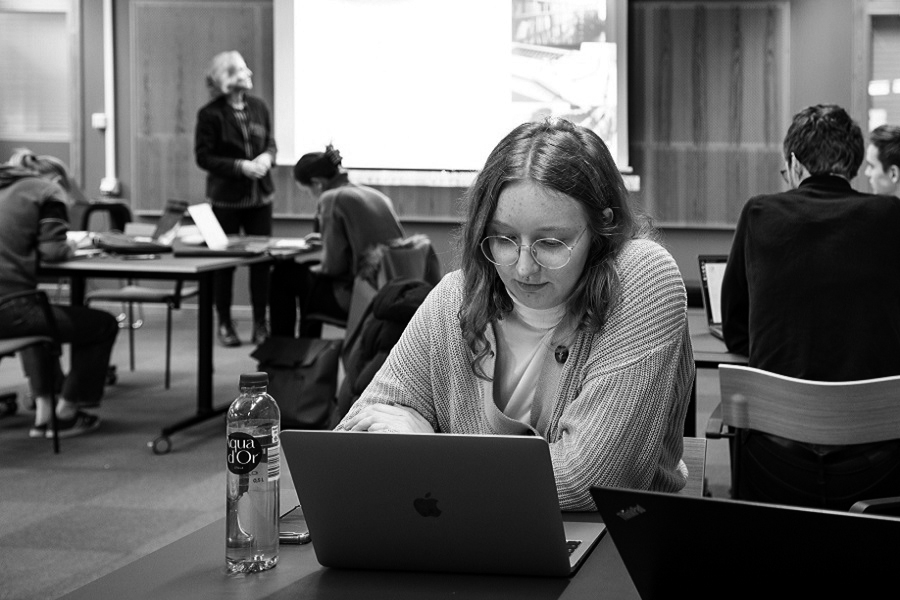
[
  {"xmin": 737, "ymin": 431, "xmax": 900, "ymax": 510},
  {"xmin": 0, "ymin": 295, "xmax": 118, "ymax": 406},
  {"xmin": 211, "ymin": 203, "xmax": 272, "ymax": 324},
  {"xmin": 269, "ymin": 261, "xmax": 347, "ymax": 338}
]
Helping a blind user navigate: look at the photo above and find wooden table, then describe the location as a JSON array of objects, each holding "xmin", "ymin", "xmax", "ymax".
[
  {"xmin": 39, "ymin": 250, "xmax": 311, "ymax": 453},
  {"xmin": 58, "ymin": 463, "xmax": 641, "ymax": 600}
]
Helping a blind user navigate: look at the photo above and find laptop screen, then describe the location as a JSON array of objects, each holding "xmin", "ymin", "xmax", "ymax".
[
  {"xmin": 698, "ymin": 255, "xmax": 728, "ymax": 325},
  {"xmin": 187, "ymin": 202, "xmax": 230, "ymax": 250},
  {"xmin": 152, "ymin": 199, "xmax": 188, "ymax": 245}
]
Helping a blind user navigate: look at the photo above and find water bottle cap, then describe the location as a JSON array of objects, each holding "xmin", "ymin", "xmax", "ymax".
[{"xmin": 239, "ymin": 372, "xmax": 268, "ymax": 387}]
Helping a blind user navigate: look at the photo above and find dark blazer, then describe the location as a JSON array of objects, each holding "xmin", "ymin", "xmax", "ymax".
[
  {"xmin": 721, "ymin": 174, "xmax": 900, "ymax": 381},
  {"xmin": 194, "ymin": 94, "xmax": 277, "ymax": 205}
]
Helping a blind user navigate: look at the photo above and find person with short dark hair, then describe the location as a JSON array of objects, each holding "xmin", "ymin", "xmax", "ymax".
[
  {"xmin": 0, "ymin": 150, "xmax": 118, "ymax": 438},
  {"xmin": 336, "ymin": 119, "xmax": 695, "ymax": 510},
  {"xmin": 195, "ymin": 50, "xmax": 276, "ymax": 347},
  {"xmin": 865, "ymin": 124, "xmax": 900, "ymax": 198},
  {"xmin": 268, "ymin": 145, "xmax": 404, "ymax": 338},
  {"xmin": 721, "ymin": 105, "xmax": 900, "ymax": 508}
]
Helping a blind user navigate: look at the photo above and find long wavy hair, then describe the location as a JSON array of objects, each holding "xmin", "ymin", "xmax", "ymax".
[{"xmin": 458, "ymin": 118, "xmax": 652, "ymax": 378}]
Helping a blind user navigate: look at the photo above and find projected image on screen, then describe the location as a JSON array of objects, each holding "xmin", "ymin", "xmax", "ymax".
[
  {"xmin": 511, "ymin": 1, "xmax": 616, "ymax": 159},
  {"xmin": 290, "ymin": 0, "xmax": 619, "ymax": 172}
]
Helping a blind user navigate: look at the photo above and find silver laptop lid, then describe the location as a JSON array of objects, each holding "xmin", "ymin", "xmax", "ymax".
[{"xmin": 282, "ymin": 430, "xmax": 604, "ymax": 577}]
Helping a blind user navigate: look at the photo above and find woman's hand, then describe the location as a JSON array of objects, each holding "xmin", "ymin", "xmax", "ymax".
[
  {"xmin": 252, "ymin": 152, "xmax": 273, "ymax": 173},
  {"xmin": 240, "ymin": 159, "xmax": 268, "ymax": 179},
  {"xmin": 343, "ymin": 403, "xmax": 434, "ymax": 433}
]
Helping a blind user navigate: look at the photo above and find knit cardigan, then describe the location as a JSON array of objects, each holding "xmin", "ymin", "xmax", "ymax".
[{"xmin": 337, "ymin": 238, "xmax": 695, "ymax": 510}]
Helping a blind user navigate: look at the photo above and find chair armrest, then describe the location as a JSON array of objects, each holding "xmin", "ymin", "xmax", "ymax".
[
  {"xmin": 705, "ymin": 402, "xmax": 733, "ymax": 440},
  {"xmin": 849, "ymin": 497, "xmax": 900, "ymax": 516}
]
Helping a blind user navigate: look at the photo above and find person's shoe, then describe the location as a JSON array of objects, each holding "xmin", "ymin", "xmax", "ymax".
[
  {"xmin": 251, "ymin": 320, "xmax": 269, "ymax": 345},
  {"xmin": 29, "ymin": 424, "xmax": 48, "ymax": 439},
  {"xmin": 218, "ymin": 322, "xmax": 241, "ymax": 347},
  {"xmin": 48, "ymin": 410, "xmax": 101, "ymax": 439}
]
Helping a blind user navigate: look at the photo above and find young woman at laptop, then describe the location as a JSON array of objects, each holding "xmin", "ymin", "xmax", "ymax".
[{"xmin": 337, "ymin": 119, "xmax": 695, "ymax": 510}]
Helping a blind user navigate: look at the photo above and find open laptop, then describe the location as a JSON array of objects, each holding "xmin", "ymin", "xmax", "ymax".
[
  {"xmin": 89, "ymin": 198, "xmax": 188, "ymax": 256},
  {"xmin": 697, "ymin": 254, "xmax": 728, "ymax": 340},
  {"xmin": 591, "ymin": 486, "xmax": 900, "ymax": 599},
  {"xmin": 179, "ymin": 202, "xmax": 270, "ymax": 257},
  {"xmin": 281, "ymin": 430, "xmax": 606, "ymax": 577}
]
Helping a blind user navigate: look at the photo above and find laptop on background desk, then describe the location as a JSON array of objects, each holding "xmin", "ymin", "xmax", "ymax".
[
  {"xmin": 591, "ymin": 486, "xmax": 900, "ymax": 599},
  {"xmin": 281, "ymin": 430, "xmax": 605, "ymax": 577},
  {"xmin": 177, "ymin": 202, "xmax": 271, "ymax": 257},
  {"xmin": 697, "ymin": 254, "xmax": 728, "ymax": 340}
]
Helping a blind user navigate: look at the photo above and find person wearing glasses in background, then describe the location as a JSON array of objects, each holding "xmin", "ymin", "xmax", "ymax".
[
  {"xmin": 721, "ymin": 105, "xmax": 900, "ymax": 508},
  {"xmin": 336, "ymin": 119, "xmax": 695, "ymax": 510}
]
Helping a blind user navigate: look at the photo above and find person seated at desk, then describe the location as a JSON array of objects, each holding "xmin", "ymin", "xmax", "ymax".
[
  {"xmin": 269, "ymin": 144, "xmax": 404, "ymax": 338},
  {"xmin": 0, "ymin": 149, "xmax": 118, "ymax": 438},
  {"xmin": 337, "ymin": 118, "xmax": 695, "ymax": 510},
  {"xmin": 721, "ymin": 104, "xmax": 900, "ymax": 508}
]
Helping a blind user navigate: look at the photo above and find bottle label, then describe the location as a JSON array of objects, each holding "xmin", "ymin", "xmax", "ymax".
[
  {"xmin": 226, "ymin": 429, "xmax": 280, "ymax": 484},
  {"xmin": 263, "ymin": 428, "xmax": 280, "ymax": 484},
  {"xmin": 227, "ymin": 432, "xmax": 263, "ymax": 476}
]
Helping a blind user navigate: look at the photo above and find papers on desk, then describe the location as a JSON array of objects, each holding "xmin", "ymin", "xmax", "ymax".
[{"xmin": 273, "ymin": 239, "xmax": 310, "ymax": 250}]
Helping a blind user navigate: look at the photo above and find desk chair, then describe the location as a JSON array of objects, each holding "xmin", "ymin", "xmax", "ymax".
[
  {"xmin": 81, "ymin": 201, "xmax": 197, "ymax": 388},
  {"xmin": 707, "ymin": 364, "xmax": 900, "ymax": 509},
  {"xmin": 0, "ymin": 290, "xmax": 62, "ymax": 453},
  {"xmin": 303, "ymin": 233, "xmax": 442, "ymax": 341}
]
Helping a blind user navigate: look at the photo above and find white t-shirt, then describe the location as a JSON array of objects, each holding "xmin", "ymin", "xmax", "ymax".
[{"xmin": 493, "ymin": 295, "xmax": 566, "ymax": 423}]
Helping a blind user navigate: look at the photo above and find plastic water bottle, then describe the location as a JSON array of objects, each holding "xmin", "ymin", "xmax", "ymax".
[{"xmin": 226, "ymin": 372, "xmax": 280, "ymax": 573}]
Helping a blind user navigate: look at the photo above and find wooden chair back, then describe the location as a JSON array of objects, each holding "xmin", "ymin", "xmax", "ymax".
[{"xmin": 719, "ymin": 364, "xmax": 900, "ymax": 445}]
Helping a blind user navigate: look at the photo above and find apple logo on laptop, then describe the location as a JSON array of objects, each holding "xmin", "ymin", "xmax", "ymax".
[{"xmin": 413, "ymin": 492, "xmax": 442, "ymax": 517}]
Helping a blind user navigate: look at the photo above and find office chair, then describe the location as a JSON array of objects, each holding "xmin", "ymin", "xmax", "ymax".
[
  {"xmin": 706, "ymin": 364, "xmax": 900, "ymax": 510},
  {"xmin": 0, "ymin": 290, "xmax": 62, "ymax": 453},
  {"xmin": 302, "ymin": 233, "xmax": 442, "ymax": 339},
  {"xmin": 81, "ymin": 200, "xmax": 198, "ymax": 388}
]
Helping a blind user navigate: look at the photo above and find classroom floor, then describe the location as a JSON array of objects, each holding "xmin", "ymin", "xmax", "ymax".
[{"xmin": 0, "ymin": 305, "xmax": 730, "ymax": 600}]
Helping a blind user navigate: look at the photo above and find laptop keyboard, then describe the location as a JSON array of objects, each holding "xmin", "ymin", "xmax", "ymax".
[{"xmin": 566, "ymin": 540, "xmax": 582, "ymax": 555}]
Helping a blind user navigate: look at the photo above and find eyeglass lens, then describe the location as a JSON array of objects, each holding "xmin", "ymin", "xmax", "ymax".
[{"xmin": 481, "ymin": 236, "xmax": 572, "ymax": 269}]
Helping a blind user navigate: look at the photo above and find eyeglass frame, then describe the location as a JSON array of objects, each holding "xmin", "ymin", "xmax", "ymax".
[{"xmin": 480, "ymin": 228, "xmax": 588, "ymax": 270}]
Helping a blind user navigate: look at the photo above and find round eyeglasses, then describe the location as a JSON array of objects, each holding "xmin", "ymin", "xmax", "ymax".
[{"xmin": 480, "ymin": 229, "xmax": 586, "ymax": 270}]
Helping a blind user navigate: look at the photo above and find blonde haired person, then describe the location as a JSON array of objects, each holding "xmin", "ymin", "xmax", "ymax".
[
  {"xmin": 0, "ymin": 150, "xmax": 118, "ymax": 438},
  {"xmin": 195, "ymin": 50, "xmax": 277, "ymax": 347}
]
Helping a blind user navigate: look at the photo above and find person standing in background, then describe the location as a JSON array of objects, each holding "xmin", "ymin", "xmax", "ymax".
[
  {"xmin": 195, "ymin": 50, "xmax": 276, "ymax": 347},
  {"xmin": 865, "ymin": 124, "xmax": 900, "ymax": 198}
]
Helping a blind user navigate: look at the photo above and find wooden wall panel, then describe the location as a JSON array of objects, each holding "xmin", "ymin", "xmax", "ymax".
[
  {"xmin": 631, "ymin": 1, "xmax": 789, "ymax": 227},
  {"xmin": 130, "ymin": 0, "xmax": 273, "ymax": 212}
]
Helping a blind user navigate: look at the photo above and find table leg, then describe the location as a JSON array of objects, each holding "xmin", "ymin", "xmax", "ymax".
[
  {"xmin": 686, "ymin": 378, "xmax": 697, "ymax": 437},
  {"xmin": 197, "ymin": 272, "xmax": 213, "ymax": 413},
  {"xmin": 153, "ymin": 272, "xmax": 227, "ymax": 453},
  {"xmin": 70, "ymin": 276, "xmax": 86, "ymax": 306}
]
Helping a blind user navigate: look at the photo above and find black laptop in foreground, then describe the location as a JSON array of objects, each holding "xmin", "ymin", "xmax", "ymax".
[{"xmin": 591, "ymin": 486, "xmax": 900, "ymax": 599}]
